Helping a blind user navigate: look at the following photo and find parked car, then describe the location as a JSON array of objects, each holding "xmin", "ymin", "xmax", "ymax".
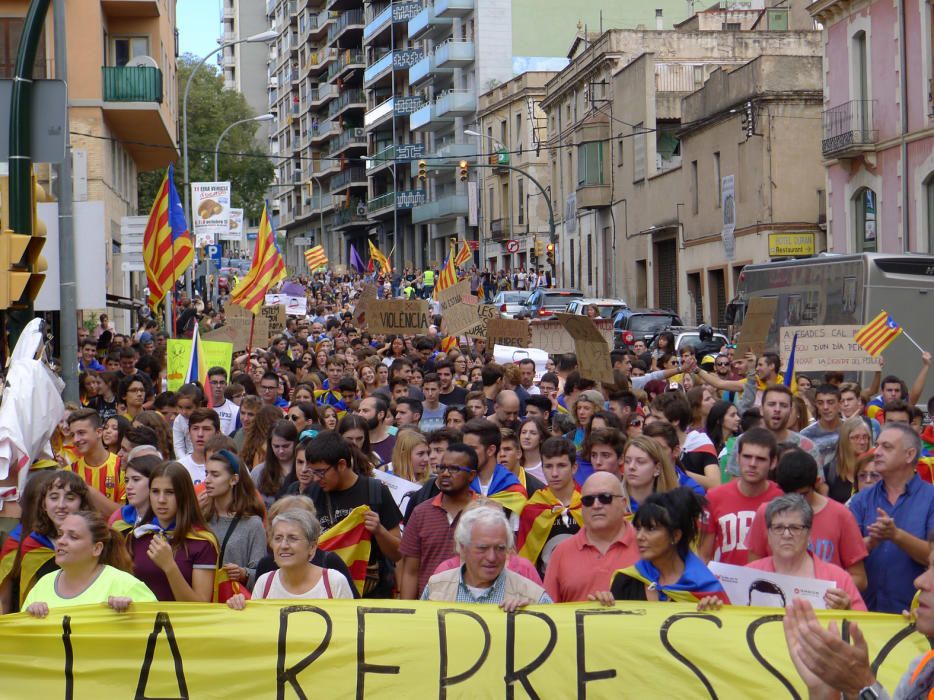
[
  {"xmin": 517, "ymin": 288, "xmax": 584, "ymax": 319},
  {"xmin": 492, "ymin": 290, "xmax": 533, "ymax": 319},
  {"xmin": 648, "ymin": 326, "xmax": 730, "ymax": 356},
  {"xmin": 612, "ymin": 308, "xmax": 684, "ymax": 349},
  {"xmin": 565, "ymin": 297, "xmax": 628, "ymax": 319}
]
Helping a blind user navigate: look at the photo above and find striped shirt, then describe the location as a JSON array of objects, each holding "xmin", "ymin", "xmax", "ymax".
[{"xmin": 69, "ymin": 453, "xmax": 124, "ymax": 503}]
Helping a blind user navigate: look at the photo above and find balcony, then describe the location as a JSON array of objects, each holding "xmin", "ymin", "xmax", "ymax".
[
  {"xmin": 307, "ymin": 48, "xmax": 337, "ymax": 74},
  {"xmin": 309, "ymin": 192, "xmax": 336, "ymax": 214},
  {"xmin": 365, "ymin": 96, "xmax": 395, "ymax": 129},
  {"xmin": 412, "ymin": 194, "xmax": 469, "ymax": 224},
  {"xmin": 332, "ymin": 201, "xmax": 370, "ymax": 229},
  {"xmin": 327, "ymin": 7, "xmax": 365, "ymax": 44},
  {"xmin": 101, "ymin": 66, "xmax": 176, "ymax": 169},
  {"xmin": 436, "ymin": 141, "xmax": 475, "ymax": 163},
  {"xmin": 309, "ymin": 9, "xmax": 337, "ymax": 38},
  {"xmin": 364, "ymin": 51, "xmax": 394, "ymax": 85},
  {"xmin": 363, "ymin": 3, "xmax": 392, "ymax": 42},
  {"xmin": 410, "ymin": 101, "xmax": 451, "ymax": 131},
  {"xmin": 309, "ymin": 120, "xmax": 339, "ymax": 144},
  {"xmin": 101, "ymin": 0, "xmax": 160, "ymax": 17},
  {"xmin": 435, "ymin": 89, "xmax": 475, "ymax": 118},
  {"xmin": 435, "ymin": 0, "xmax": 474, "ymax": 17},
  {"xmin": 328, "ymin": 88, "xmax": 366, "ymax": 118},
  {"xmin": 366, "ymin": 144, "xmax": 395, "ymax": 172},
  {"xmin": 408, "ymin": 3, "xmax": 452, "ymax": 41},
  {"xmin": 822, "ymin": 99, "xmax": 877, "ymax": 159},
  {"xmin": 367, "ymin": 191, "xmax": 396, "ymax": 216},
  {"xmin": 329, "ymin": 128, "xmax": 367, "ymax": 155},
  {"xmin": 434, "ymin": 39, "xmax": 474, "ymax": 68},
  {"xmin": 308, "ymin": 83, "xmax": 337, "ymax": 106},
  {"xmin": 576, "ymin": 182, "xmax": 611, "ymax": 209},
  {"xmin": 327, "ymin": 50, "xmax": 365, "ymax": 83},
  {"xmin": 330, "ymin": 167, "xmax": 368, "ymax": 193},
  {"xmin": 490, "ymin": 219, "xmax": 505, "ymax": 240}
]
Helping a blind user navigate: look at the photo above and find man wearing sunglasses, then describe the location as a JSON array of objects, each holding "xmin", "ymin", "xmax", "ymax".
[
  {"xmin": 399, "ymin": 444, "xmax": 478, "ymax": 600},
  {"xmin": 543, "ymin": 472, "xmax": 638, "ymax": 602}
]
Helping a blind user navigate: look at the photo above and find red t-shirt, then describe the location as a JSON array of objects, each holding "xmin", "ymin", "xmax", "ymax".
[
  {"xmin": 743, "ymin": 497, "xmax": 868, "ymax": 569},
  {"xmin": 703, "ymin": 480, "xmax": 784, "ymax": 565}
]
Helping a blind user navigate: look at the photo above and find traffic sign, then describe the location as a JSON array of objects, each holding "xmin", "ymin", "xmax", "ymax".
[
  {"xmin": 504, "ymin": 240, "xmax": 519, "ymax": 253},
  {"xmin": 206, "ymin": 244, "xmax": 222, "ymax": 263}
]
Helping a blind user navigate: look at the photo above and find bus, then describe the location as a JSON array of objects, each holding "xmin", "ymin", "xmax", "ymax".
[{"xmin": 725, "ymin": 253, "xmax": 934, "ymax": 397}]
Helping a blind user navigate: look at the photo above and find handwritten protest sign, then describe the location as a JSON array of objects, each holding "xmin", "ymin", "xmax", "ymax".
[
  {"xmin": 166, "ymin": 339, "xmax": 233, "ymax": 391},
  {"xmin": 366, "ymin": 299, "xmax": 431, "ymax": 334},
  {"xmin": 779, "ymin": 325, "xmax": 882, "ymax": 372},
  {"xmin": 261, "ymin": 304, "xmax": 286, "ymax": 333},
  {"xmin": 354, "ymin": 283, "xmax": 377, "ymax": 326},
  {"xmin": 557, "ymin": 313, "xmax": 614, "ymax": 384},
  {"xmin": 735, "ymin": 296, "xmax": 778, "ymax": 357},
  {"xmin": 0, "ymin": 601, "xmax": 924, "ymax": 697},
  {"xmin": 435, "ymin": 280, "xmax": 470, "ymax": 313},
  {"xmin": 487, "ymin": 318, "xmax": 531, "ymax": 348},
  {"xmin": 440, "ymin": 292, "xmax": 494, "ymax": 339}
]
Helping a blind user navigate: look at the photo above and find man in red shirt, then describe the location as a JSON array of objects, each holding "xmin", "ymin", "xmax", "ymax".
[
  {"xmin": 398, "ymin": 444, "xmax": 478, "ymax": 599},
  {"xmin": 699, "ymin": 427, "xmax": 783, "ymax": 565},
  {"xmin": 544, "ymin": 472, "xmax": 638, "ymax": 602}
]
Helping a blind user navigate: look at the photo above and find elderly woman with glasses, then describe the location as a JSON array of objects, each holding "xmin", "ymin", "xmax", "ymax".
[{"xmin": 744, "ymin": 494, "xmax": 866, "ymax": 610}]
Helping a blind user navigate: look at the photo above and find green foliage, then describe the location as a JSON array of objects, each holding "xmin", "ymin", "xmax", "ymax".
[{"xmin": 137, "ymin": 53, "xmax": 275, "ymax": 221}]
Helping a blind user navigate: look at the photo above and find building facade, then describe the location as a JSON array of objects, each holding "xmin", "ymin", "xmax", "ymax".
[
  {"xmin": 221, "ymin": 0, "xmax": 272, "ymax": 146},
  {"xmin": 539, "ymin": 13, "xmax": 823, "ymax": 319},
  {"xmin": 809, "ymin": 0, "xmax": 934, "ymax": 253}
]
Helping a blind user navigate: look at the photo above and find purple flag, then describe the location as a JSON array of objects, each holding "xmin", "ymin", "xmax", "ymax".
[{"xmin": 350, "ymin": 244, "xmax": 365, "ymax": 273}]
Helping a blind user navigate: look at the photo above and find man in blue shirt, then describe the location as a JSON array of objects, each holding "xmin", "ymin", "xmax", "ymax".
[
  {"xmin": 78, "ymin": 339, "xmax": 104, "ymax": 373},
  {"xmin": 849, "ymin": 422, "xmax": 934, "ymax": 613}
]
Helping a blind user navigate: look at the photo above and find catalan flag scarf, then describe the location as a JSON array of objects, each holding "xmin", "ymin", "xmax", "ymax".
[
  {"xmin": 317, "ymin": 505, "xmax": 373, "ymax": 596},
  {"xmin": 516, "ymin": 488, "xmax": 583, "ymax": 565},
  {"xmin": 471, "ymin": 465, "xmax": 528, "ymax": 515},
  {"xmin": 615, "ymin": 552, "xmax": 729, "ymax": 603}
]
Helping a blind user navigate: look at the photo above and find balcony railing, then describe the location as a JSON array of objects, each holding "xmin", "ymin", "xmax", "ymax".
[
  {"xmin": 822, "ymin": 99, "xmax": 876, "ymax": 157},
  {"xmin": 327, "ymin": 7, "xmax": 365, "ymax": 43},
  {"xmin": 367, "ymin": 191, "xmax": 395, "ymax": 213},
  {"xmin": 328, "ymin": 88, "xmax": 366, "ymax": 117},
  {"xmin": 327, "ymin": 50, "xmax": 365, "ymax": 81},
  {"xmin": 329, "ymin": 128, "xmax": 367, "ymax": 154},
  {"xmin": 102, "ymin": 65, "xmax": 163, "ymax": 102},
  {"xmin": 332, "ymin": 201, "xmax": 369, "ymax": 227},
  {"xmin": 330, "ymin": 167, "xmax": 367, "ymax": 191}
]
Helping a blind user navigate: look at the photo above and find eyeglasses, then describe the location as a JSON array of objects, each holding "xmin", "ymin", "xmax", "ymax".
[
  {"xmin": 715, "ymin": 362, "xmax": 730, "ymax": 367},
  {"xmin": 260, "ymin": 384, "xmax": 278, "ymax": 391},
  {"xmin": 309, "ymin": 465, "xmax": 334, "ymax": 479},
  {"xmin": 436, "ymin": 464, "xmax": 474, "ymax": 474},
  {"xmin": 858, "ymin": 471, "xmax": 881, "ymax": 482},
  {"xmin": 287, "ymin": 414, "xmax": 304, "ymax": 422},
  {"xmin": 581, "ymin": 493, "xmax": 624, "ymax": 507},
  {"xmin": 628, "ymin": 420, "xmax": 643, "ymax": 428},
  {"xmin": 768, "ymin": 524, "xmax": 809, "ymax": 536}
]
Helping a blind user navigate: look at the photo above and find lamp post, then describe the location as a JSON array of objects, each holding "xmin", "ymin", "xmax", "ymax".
[
  {"xmin": 214, "ymin": 113, "xmax": 275, "ymax": 181},
  {"xmin": 465, "ymin": 129, "xmax": 505, "ymax": 270},
  {"xmin": 182, "ymin": 29, "xmax": 277, "ymax": 298}
]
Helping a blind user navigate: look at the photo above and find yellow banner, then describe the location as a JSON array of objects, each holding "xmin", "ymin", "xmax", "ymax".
[
  {"xmin": 0, "ymin": 601, "xmax": 925, "ymax": 697},
  {"xmin": 165, "ymin": 339, "xmax": 233, "ymax": 391}
]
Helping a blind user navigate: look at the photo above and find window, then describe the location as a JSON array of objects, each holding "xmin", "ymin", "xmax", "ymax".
[
  {"xmin": 693, "ymin": 65, "xmax": 704, "ymax": 88},
  {"xmin": 691, "ymin": 160, "xmax": 699, "ymax": 214},
  {"xmin": 714, "ymin": 152, "xmax": 721, "ymax": 208},
  {"xmin": 515, "ymin": 112, "xmax": 522, "ymax": 151},
  {"xmin": 853, "ymin": 31, "xmax": 868, "ymax": 101},
  {"xmin": 500, "ymin": 120, "xmax": 507, "ymax": 146},
  {"xmin": 617, "ymin": 137, "xmax": 624, "ymax": 166},
  {"xmin": 569, "ymin": 239, "xmax": 575, "ymax": 287},
  {"xmin": 517, "ymin": 179, "xmax": 525, "ymax": 226},
  {"xmin": 112, "ymin": 37, "xmax": 149, "ymax": 66},
  {"xmin": 577, "ymin": 141, "xmax": 604, "ymax": 186},
  {"xmin": 926, "ymin": 176, "xmax": 934, "ymax": 252},
  {"xmin": 0, "ymin": 18, "xmax": 47, "ymax": 78},
  {"xmin": 722, "ymin": 22, "xmax": 741, "ymax": 30},
  {"xmin": 488, "ymin": 187, "xmax": 495, "ymax": 221},
  {"xmin": 587, "ymin": 234, "xmax": 593, "ymax": 286},
  {"xmin": 854, "ymin": 187, "xmax": 878, "ymax": 252}
]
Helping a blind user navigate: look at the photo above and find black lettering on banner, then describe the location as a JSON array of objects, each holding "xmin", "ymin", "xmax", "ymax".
[
  {"xmin": 276, "ymin": 605, "xmax": 333, "ymax": 700},
  {"xmin": 437, "ymin": 608, "xmax": 491, "ymax": 699},
  {"xmin": 575, "ymin": 609, "xmax": 631, "ymax": 698},
  {"xmin": 356, "ymin": 607, "xmax": 416, "ymax": 700},
  {"xmin": 659, "ymin": 613, "xmax": 722, "ymax": 699},
  {"xmin": 62, "ymin": 616, "xmax": 74, "ymax": 700},
  {"xmin": 504, "ymin": 609, "xmax": 557, "ymax": 699},
  {"xmin": 870, "ymin": 622, "xmax": 934, "ymax": 677},
  {"xmin": 746, "ymin": 615, "xmax": 800, "ymax": 699},
  {"xmin": 134, "ymin": 612, "xmax": 188, "ymax": 700}
]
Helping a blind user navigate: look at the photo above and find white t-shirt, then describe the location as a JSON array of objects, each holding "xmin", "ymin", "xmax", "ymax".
[
  {"xmin": 213, "ymin": 399, "xmax": 240, "ymax": 436},
  {"xmin": 172, "ymin": 414, "xmax": 192, "ymax": 457},
  {"xmin": 253, "ymin": 568, "xmax": 354, "ymax": 600},
  {"xmin": 177, "ymin": 453, "xmax": 206, "ymax": 485}
]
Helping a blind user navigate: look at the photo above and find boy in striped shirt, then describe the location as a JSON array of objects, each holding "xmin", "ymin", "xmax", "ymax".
[{"xmin": 66, "ymin": 408, "xmax": 123, "ymax": 517}]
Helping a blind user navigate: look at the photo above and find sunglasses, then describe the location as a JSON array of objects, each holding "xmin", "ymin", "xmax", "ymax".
[
  {"xmin": 715, "ymin": 362, "xmax": 729, "ymax": 367},
  {"xmin": 581, "ymin": 493, "xmax": 624, "ymax": 507},
  {"xmin": 436, "ymin": 464, "xmax": 474, "ymax": 474}
]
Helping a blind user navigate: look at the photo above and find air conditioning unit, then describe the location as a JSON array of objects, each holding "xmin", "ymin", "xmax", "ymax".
[
  {"xmin": 353, "ymin": 127, "xmax": 365, "ymax": 137},
  {"xmin": 356, "ymin": 202, "xmax": 367, "ymax": 217}
]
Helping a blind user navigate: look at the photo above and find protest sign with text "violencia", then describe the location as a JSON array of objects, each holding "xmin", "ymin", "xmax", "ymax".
[{"xmin": 0, "ymin": 601, "xmax": 924, "ymax": 697}]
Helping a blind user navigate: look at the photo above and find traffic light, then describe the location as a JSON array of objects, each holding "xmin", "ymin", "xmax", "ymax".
[
  {"xmin": 546, "ymin": 242, "xmax": 555, "ymax": 267},
  {"xmin": 417, "ymin": 159, "xmax": 427, "ymax": 182},
  {"xmin": 458, "ymin": 160, "xmax": 468, "ymax": 182},
  {"xmin": 741, "ymin": 100, "xmax": 755, "ymax": 138},
  {"xmin": 0, "ymin": 175, "xmax": 49, "ymax": 309},
  {"xmin": 534, "ymin": 239, "xmax": 545, "ymax": 259}
]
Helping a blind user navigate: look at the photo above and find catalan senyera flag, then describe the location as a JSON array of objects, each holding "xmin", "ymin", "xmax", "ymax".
[
  {"xmin": 317, "ymin": 505, "xmax": 373, "ymax": 596},
  {"xmin": 471, "ymin": 467, "xmax": 527, "ymax": 515},
  {"xmin": 454, "ymin": 239, "xmax": 473, "ymax": 267},
  {"xmin": 184, "ymin": 323, "xmax": 212, "ymax": 408},
  {"xmin": 143, "ymin": 164, "xmax": 194, "ymax": 310},
  {"xmin": 855, "ymin": 310, "xmax": 903, "ymax": 357},
  {"xmin": 516, "ymin": 488, "xmax": 584, "ymax": 565},
  {"xmin": 434, "ymin": 252, "xmax": 457, "ymax": 294},
  {"xmin": 304, "ymin": 244, "xmax": 328, "ymax": 272},
  {"xmin": 440, "ymin": 335, "xmax": 459, "ymax": 353},
  {"xmin": 368, "ymin": 239, "xmax": 391, "ymax": 274},
  {"xmin": 0, "ymin": 527, "xmax": 56, "ymax": 608},
  {"xmin": 230, "ymin": 202, "xmax": 286, "ymax": 314}
]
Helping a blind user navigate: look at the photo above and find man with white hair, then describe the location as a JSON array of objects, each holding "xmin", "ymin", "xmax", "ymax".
[{"xmin": 420, "ymin": 506, "xmax": 552, "ymax": 610}]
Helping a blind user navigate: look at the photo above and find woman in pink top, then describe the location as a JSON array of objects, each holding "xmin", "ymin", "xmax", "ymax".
[{"xmin": 746, "ymin": 494, "xmax": 866, "ymax": 611}]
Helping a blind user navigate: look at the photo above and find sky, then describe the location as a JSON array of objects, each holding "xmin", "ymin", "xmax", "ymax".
[{"xmin": 176, "ymin": 0, "xmax": 222, "ymax": 59}]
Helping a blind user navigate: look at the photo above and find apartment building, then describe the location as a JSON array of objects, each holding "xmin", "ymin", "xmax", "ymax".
[
  {"xmin": 476, "ymin": 71, "xmax": 554, "ymax": 271},
  {"xmin": 221, "ymin": 0, "xmax": 271, "ymax": 145},
  {"xmin": 809, "ymin": 0, "xmax": 934, "ymax": 253},
  {"xmin": 540, "ymin": 8, "xmax": 822, "ymax": 314},
  {"xmin": 1, "ymin": 0, "xmax": 179, "ymax": 304}
]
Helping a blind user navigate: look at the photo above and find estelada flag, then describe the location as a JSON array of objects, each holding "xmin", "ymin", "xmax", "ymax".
[
  {"xmin": 230, "ymin": 201, "xmax": 286, "ymax": 314},
  {"xmin": 615, "ymin": 555, "xmax": 730, "ymax": 603},
  {"xmin": 317, "ymin": 505, "xmax": 372, "ymax": 596},
  {"xmin": 184, "ymin": 323, "xmax": 212, "ymax": 408},
  {"xmin": 0, "ymin": 527, "xmax": 56, "ymax": 609},
  {"xmin": 142, "ymin": 164, "xmax": 194, "ymax": 310},
  {"xmin": 434, "ymin": 252, "xmax": 457, "ymax": 294},
  {"xmin": 516, "ymin": 488, "xmax": 584, "ymax": 565},
  {"xmin": 471, "ymin": 467, "xmax": 528, "ymax": 515},
  {"xmin": 304, "ymin": 244, "xmax": 328, "ymax": 272},
  {"xmin": 854, "ymin": 310, "xmax": 903, "ymax": 357}
]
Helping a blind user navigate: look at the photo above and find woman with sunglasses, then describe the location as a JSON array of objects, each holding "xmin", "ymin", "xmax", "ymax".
[
  {"xmin": 598, "ymin": 488, "xmax": 728, "ymax": 605},
  {"xmin": 286, "ymin": 401, "xmax": 320, "ymax": 435}
]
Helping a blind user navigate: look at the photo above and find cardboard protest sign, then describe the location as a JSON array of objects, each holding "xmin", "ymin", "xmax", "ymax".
[
  {"xmin": 487, "ymin": 318, "xmax": 531, "ymax": 348},
  {"xmin": 735, "ymin": 297, "xmax": 778, "ymax": 357},
  {"xmin": 366, "ymin": 299, "xmax": 431, "ymax": 334},
  {"xmin": 354, "ymin": 283, "xmax": 378, "ymax": 327},
  {"xmin": 210, "ymin": 304, "xmax": 270, "ymax": 349},
  {"xmin": 166, "ymin": 339, "xmax": 233, "ymax": 391},
  {"xmin": 435, "ymin": 280, "xmax": 470, "ymax": 315},
  {"xmin": 779, "ymin": 325, "xmax": 882, "ymax": 372},
  {"xmin": 261, "ymin": 304, "xmax": 287, "ymax": 333},
  {"xmin": 529, "ymin": 318, "xmax": 613, "ymax": 355},
  {"xmin": 441, "ymin": 291, "xmax": 483, "ymax": 338},
  {"xmin": 557, "ymin": 313, "xmax": 614, "ymax": 384}
]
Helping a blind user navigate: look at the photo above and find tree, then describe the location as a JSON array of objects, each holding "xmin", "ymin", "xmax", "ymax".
[{"xmin": 138, "ymin": 54, "xmax": 274, "ymax": 222}]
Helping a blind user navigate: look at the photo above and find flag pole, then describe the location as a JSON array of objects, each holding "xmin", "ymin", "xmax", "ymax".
[
  {"xmin": 901, "ymin": 328, "xmax": 926, "ymax": 353},
  {"xmin": 246, "ymin": 314, "xmax": 256, "ymax": 356}
]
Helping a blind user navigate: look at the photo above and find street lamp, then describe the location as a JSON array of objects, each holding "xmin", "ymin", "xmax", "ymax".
[
  {"xmin": 181, "ymin": 29, "xmax": 277, "ymax": 295},
  {"xmin": 214, "ymin": 113, "xmax": 275, "ymax": 180},
  {"xmin": 464, "ymin": 129, "xmax": 503, "ymax": 267},
  {"xmin": 464, "ymin": 128, "xmax": 504, "ymax": 151}
]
